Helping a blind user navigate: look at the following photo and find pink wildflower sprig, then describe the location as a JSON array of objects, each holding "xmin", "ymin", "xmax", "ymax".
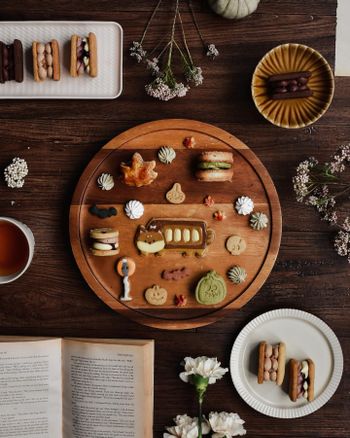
[{"xmin": 293, "ymin": 143, "xmax": 350, "ymax": 262}]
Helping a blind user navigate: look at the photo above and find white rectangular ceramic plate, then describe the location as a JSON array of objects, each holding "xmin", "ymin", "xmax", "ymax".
[
  {"xmin": 0, "ymin": 21, "xmax": 123, "ymax": 99},
  {"xmin": 230, "ymin": 309, "xmax": 343, "ymax": 418}
]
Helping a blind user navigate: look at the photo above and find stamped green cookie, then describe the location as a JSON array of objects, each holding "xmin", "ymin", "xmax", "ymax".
[{"xmin": 195, "ymin": 270, "xmax": 227, "ymax": 305}]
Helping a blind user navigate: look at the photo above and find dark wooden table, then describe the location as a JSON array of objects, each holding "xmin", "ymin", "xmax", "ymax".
[{"xmin": 0, "ymin": 1, "xmax": 348, "ymax": 436}]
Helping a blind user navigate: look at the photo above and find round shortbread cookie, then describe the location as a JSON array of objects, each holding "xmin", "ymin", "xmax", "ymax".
[
  {"xmin": 90, "ymin": 228, "xmax": 119, "ymax": 240},
  {"xmin": 226, "ymin": 235, "xmax": 247, "ymax": 255}
]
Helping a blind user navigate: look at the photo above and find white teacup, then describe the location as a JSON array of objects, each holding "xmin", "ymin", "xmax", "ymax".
[{"xmin": 0, "ymin": 216, "xmax": 35, "ymax": 284}]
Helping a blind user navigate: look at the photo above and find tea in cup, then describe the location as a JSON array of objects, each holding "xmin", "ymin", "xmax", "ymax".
[{"xmin": 0, "ymin": 217, "xmax": 35, "ymax": 284}]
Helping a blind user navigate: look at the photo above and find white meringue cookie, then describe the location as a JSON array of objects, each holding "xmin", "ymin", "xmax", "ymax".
[
  {"xmin": 158, "ymin": 146, "xmax": 176, "ymax": 164},
  {"xmin": 235, "ymin": 196, "xmax": 254, "ymax": 215},
  {"xmin": 97, "ymin": 173, "xmax": 114, "ymax": 191},
  {"xmin": 124, "ymin": 200, "xmax": 144, "ymax": 219}
]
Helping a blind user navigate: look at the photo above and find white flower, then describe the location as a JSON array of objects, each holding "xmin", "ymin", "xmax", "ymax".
[
  {"xmin": 206, "ymin": 43, "xmax": 219, "ymax": 59},
  {"xmin": 129, "ymin": 41, "xmax": 147, "ymax": 63},
  {"xmin": 164, "ymin": 414, "xmax": 210, "ymax": 438},
  {"xmin": 180, "ymin": 356, "xmax": 228, "ymax": 385},
  {"xmin": 209, "ymin": 411, "xmax": 247, "ymax": 437},
  {"xmin": 4, "ymin": 157, "xmax": 28, "ymax": 188},
  {"xmin": 185, "ymin": 66, "xmax": 204, "ymax": 86},
  {"xmin": 145, "ymin": 77, "xmax": 189, "ymax": 101},
  {"xmin": 145, "ymin": 57, "xmax": 160, "ymax": 75}
]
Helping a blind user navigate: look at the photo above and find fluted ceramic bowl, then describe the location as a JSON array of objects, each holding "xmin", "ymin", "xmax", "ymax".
[{"xmin": 252, "ymin": 43, "xmax": 334, "ymax": 129}]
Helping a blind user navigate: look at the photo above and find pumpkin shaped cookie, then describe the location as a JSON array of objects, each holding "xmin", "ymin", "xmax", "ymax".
[
  {"xmin": 144, "ymin": 285, "xmax": 168, "ymax": 306},
  {"xmin": 195, "ymin": 270, "xmax": 227, "ymax": 305}
]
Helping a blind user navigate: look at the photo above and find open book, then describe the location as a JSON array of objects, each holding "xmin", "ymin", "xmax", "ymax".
[{"xmin": 0, "ymin": 337, "xmax": 154, "ymax": 438}]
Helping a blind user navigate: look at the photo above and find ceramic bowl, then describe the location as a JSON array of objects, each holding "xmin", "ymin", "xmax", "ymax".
[{"xmin": 252, "ymin": 43, "xmax": 335, "ymax": 129}]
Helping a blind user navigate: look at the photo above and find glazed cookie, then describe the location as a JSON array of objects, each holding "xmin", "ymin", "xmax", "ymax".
[
  {"xmin": 195, "ymin": 270, "xmax": 227, "ymax": 305},
  {"xmin": 144, "ymin": 285, "xmax": 167, "ymax": 306},
  {"xmin": 121, "ymin": 152, "xmax": 158, "ymax": 187},
  {"xmin": 226, "ymin": 235, "xmax": 247, "ymax": 255},
  {"xmin": 135, "ymin": 218, "xmax": 215, "ymax": 257}
]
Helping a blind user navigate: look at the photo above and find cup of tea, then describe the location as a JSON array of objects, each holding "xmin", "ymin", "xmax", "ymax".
[{"xmin": 0, "ymin": 217, "xmax": 35, "ymax": 284}]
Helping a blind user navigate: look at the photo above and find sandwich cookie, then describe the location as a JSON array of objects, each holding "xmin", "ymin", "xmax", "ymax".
[
  {"xmin": 258, "ymin": 341, "xmax": 286, "ymax": 385},
  {"xmin": 195, "ymin": 151, "xmax": 234, "ymax": 182},
  {"xmin": 32, "ymin": 40, "xmax": 60, "ymax": 81},
  {"xmin": 70, "ymin": 32, "xmax": 97, "ymax": 77},
  {"xmin": 0, "ymin": 39, "xmax": 23, "ymax": 83},
  {"xmin": 90, "ymin": 228, "xmax": 119, "ymax": 256},
  {"xmin": 289, "ymin": 358, "xmax": 315, "ymax": 402}
]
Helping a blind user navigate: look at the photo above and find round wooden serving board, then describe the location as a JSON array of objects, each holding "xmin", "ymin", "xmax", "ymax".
[{"xmin": 70, "ymin": 119, "xmax": 282, "ymax": 330}]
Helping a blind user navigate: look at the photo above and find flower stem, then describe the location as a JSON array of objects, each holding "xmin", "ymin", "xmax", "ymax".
[
  {"xmin": 140, "ymin": 0, "xmax": 162, "ymax": 44},
  {"xmin": 178, "ymin": 9, "xmax": 194, "ymax": 65},
  {"xmin": 188, "ymin": 0, "xmax": 206, "ymax": 47},
  {"xmin": 167, "ymin": 0, "xmax": 179, "ymax": 68},
  {"xmin": 198, "ymin": 396, "xmax": 203, "ymax": 438}
]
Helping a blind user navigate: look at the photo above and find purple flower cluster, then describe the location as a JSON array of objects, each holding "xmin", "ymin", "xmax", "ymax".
[{"xmin": 293, "ymin": 144, "xmax": 350, "ymax": 263}]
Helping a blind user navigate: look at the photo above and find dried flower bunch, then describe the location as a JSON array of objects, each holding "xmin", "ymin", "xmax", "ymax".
[
  {"xmin": 293, "ymin": 143, "xmax": 350, "ymax": 262},
  {"xmin": 4, "ymin": 157, "xmax": 29, "ymax": 188},
  {"xmin": 130, "ymin": 0, "xmax": 219, "ymax": 101},
  {"xmin": 164, "ymin": 356, "xmax": 246, "ymax": 437}
]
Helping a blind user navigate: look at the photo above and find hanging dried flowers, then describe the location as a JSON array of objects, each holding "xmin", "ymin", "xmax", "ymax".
[
  {"xmin": 130, "ymin": 0, "xmax": 219, "ymax": 101},
  {"xmin": 293, "ymin": 143, "xmax": 350, "ymax": 262}
]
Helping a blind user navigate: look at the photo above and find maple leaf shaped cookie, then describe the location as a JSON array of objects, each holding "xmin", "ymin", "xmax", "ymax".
[{"xmin": 120, "ymin": 152, "xmax": 158, "ymax": 187}]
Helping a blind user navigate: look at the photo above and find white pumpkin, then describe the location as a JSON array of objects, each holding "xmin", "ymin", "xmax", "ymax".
[{"xmin": 208, "ymin": 0, "xmax": 260, "ymax": 20}]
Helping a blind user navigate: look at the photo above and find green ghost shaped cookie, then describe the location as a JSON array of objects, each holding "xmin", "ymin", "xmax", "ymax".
[{"xmin": 195, "ymin": 270, "xmax": 227, "ymax": 305}]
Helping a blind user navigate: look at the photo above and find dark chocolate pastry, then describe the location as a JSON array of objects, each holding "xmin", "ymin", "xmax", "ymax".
[
  {"xmin": 0, "ymin": 39, "xmax": 23, "ymax": 84},
  {"xmin": 268, "ymin": 71, "xmax": 312, "ymax": 100}
]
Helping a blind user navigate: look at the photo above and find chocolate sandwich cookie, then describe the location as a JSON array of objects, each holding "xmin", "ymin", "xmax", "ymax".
[
  {"xmin": 0, "ymin": 39, "xmax": 23, "ymax": 83},
  {"xmin": 70, "ymin": 32, "xmax": 97, "ymax": 78},
  {"xmin": 268, "ymin": 71, "xmax": 313, "ymax": 100},
  {"xmin": 89, "ymin": 228, "xmax": 119, "ymax": 256},
  {"xmin": 32, "ymin": 40, "xmax": 60, "ymax": 82}
]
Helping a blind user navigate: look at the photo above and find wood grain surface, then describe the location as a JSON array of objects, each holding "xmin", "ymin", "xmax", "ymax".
[{"xmin": 0, "ymin": 0, "xmax": 348, "ymax": 436}]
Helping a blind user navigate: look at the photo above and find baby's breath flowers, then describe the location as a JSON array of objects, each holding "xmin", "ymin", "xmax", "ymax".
[
  {"xmin": 130, "ymin": 0, "xmax": 218, "ymax": 101},
  {"xmin": 4, "ymin": 157, "xmax": 28, "ymax": 188},
  {"xmin": 293, "ymin": 143, "xmax": 350, "ymax": 262}
]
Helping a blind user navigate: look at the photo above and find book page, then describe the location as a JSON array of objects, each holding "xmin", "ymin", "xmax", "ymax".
[
  {"xmin": 0, "ymin": 338, "xmax": 62, "ymax": 438},
  {"xmin": 62, "ymin": 339, "xmax": 153, "ymax": 438}
]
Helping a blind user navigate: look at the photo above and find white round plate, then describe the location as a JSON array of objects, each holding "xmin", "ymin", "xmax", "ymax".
[{"xmin": 230, "ymin": 308, "xmax": 343, "ymax": 418}]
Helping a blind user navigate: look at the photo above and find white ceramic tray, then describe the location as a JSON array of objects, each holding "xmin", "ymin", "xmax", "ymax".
[
  {"xmin": 230, "ymin": 308, "xmax": 343, "ymax": 418},
  {"xmin": 0, "ymin": 21, "xmax": 123, "ymax": 99}
]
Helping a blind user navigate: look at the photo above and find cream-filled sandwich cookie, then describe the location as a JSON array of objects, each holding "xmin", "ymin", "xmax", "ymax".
[
  {"xmin": 32, "ymin": 40, "xmax": 60, "ymax": 81},
  {"xmin": 89, "ymin": 228, "xmax": 119, "ymax": 256},
  {"xmin": 70, "ymin": 32, "xmax": 97, "ymax": 78},
  {"xmin": 258, "ymin": 341, "xmax": 286, "ymax": 385}
]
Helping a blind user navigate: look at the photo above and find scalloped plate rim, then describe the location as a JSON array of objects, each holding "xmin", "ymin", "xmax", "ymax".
[{"xmin": 251, "ymin": 43, "xmax": 335, "ymax": 129}]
